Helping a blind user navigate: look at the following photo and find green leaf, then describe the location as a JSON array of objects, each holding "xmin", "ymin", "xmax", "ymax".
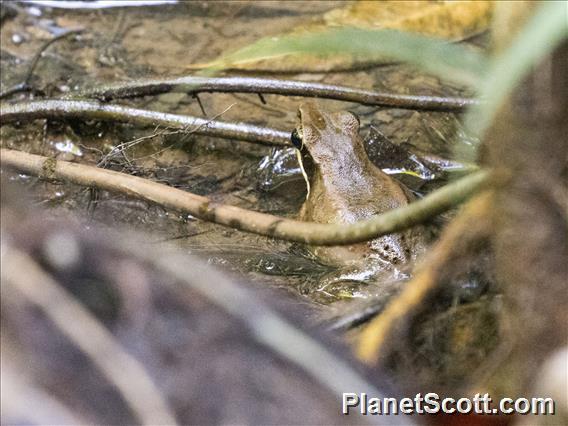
[{"xmin": 210, "ymin": 28, "xmax": 488, "ymax": 87}]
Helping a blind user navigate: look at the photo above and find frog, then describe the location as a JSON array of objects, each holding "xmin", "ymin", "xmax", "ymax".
[{"xmin": 291, "ymin": 101, "xmax": 426, "ymax": 298}]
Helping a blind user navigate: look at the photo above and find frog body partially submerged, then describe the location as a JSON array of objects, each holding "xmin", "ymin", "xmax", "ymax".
[{"xmin": 293, "ymin": 101, "xmax": 425, "ymax": 274}]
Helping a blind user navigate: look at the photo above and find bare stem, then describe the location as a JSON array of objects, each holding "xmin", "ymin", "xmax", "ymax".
[
  {"xmin": 0, "ymin": 100, "xmax": 290, "ymax": 147},
  {"xmin": 0, "ymin": 148, "xmax": 491, "ymax": 246},
  {"xmin": 74, "ymin": 75, "xmax": 478, "ymax": 112}
]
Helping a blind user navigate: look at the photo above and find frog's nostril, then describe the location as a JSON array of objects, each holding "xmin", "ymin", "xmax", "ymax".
[{"xmin": 291, "ymin": 129, "xmax": 303, "ymax": 149}]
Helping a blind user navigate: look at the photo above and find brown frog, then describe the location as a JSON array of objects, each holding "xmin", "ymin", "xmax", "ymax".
[{"xmin": 291, "ymin": 101, "xmax": 425, "ymax": 284}]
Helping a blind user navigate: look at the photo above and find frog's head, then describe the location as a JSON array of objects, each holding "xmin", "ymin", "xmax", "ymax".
[
  {"xmin": 291, "ymin": 101, "xmax": 360, "ymax": 163},
  {"xmin": 291, "ymin": 102, "xmax": 362, "ymax": 197}
]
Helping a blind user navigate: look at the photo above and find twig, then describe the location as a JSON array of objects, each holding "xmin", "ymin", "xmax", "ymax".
[
  {"xmin": 193, "ymin": 94, "xmax": 207, "ymax": 116},
  {"xmin": 1, "ymin": 247, "xmax": 178, "ymax": 426},
  {"xmin": 0, "ymin": 30, "xmax": 83, "ymax": 99},
  {"xmin": 356, "ymin": 191, "xmax": 494, "ymax": 365},
  {"xmin": 0, "ymin": 99, "xmax": 290, "ymax": 146},
  {"xmin": 97, "ymin": 104, "xmax": 236, "ymax": 167},
  {"xmin": 0, "ymin": 148, "xmax": 491, "ymax": 246},
  {"xmin": 74, "ymin": 75, "xmax": 479, "ymax": 112}
]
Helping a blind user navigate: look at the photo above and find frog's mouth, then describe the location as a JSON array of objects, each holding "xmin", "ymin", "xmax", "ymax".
[
  {"xmin": 290, "ymin": 127, "xmax": 312, "ymax": 200},
  {"xmin": 291, "ymin": 127, "xmax": 304, "ymax": 150}
]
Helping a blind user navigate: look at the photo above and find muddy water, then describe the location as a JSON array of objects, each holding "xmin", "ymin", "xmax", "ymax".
[{"xmin": 0, "ymin": 1, "xmax": 481, "ymax": 308}]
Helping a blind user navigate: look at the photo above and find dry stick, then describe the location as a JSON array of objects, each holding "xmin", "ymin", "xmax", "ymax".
[
  {"xmin": 1, "ymin": 247, "xmax": 178, "ymax": 426},
  {"xmin": 356, "ymin": 191, "xmax": 494, "ymax": 364},
  {"xmin": 74, "ymin": 76, "xmax": 478, "ymax": 112},
  {"xmin": 0, "ymin": 100, "xmax": 290, "ymax": 147},
  {"xmin": 0, "ymin": 148, "xmax": 491, "ymax": 246}
]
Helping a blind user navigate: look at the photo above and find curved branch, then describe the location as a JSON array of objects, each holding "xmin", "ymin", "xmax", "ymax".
[
  {"xmin": 0, "ymin": 100, "xmax": 290, "ymax": 147},
  {"xmin": 0, "ymin": 148, "xmax": 491, "ymax": 246},
  {"xmin": 75, "ymin": 76, "xmax": 478, "ymax": 112}
]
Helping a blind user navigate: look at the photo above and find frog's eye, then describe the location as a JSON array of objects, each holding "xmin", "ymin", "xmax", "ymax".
[
  {"xmin": 338, "ymin": 112, "xmax": 360, "ymax": 132},
  {"xmin": 348, "ymin": 111, "xmax": 360, "ymax": 126},
  {"xmin": 290, "ymin": 129, "xmax": 303, "ymax": 149}
]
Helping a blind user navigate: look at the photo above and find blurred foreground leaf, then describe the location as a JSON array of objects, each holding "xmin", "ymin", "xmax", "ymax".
[
  {"xmin": 199, "ymin": 28, "xmax": 488, "ymax": 87},
  {"xmin": 190, "ymin": 1, "xmax": 493, "ymax": 73},
  {"xmin": 465, "ymin": 1, "xmax": 568, "ymax": 139}
]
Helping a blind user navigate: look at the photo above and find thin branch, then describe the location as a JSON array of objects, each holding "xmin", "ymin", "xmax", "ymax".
[
  {"xmin": 0, "ymin": 99, "xmax": 290, "ymax": 146},
  {"xmin": 0, "ymin": 29, "xmax": 83, "ymax": 99},
  {"xmin": 74, "ymin": 75, "xmax": 479, "ymax": 112},
  {"xmin": 1, "ymin": 247, "xmax": 178, "ymax": 426},
  {"xmin": 0, "ymin": 148, "xmax": 491, "ymax": 246},
  {"xmin": 356, "ymin": 191, "xmax": 494, "ymax": 364}
]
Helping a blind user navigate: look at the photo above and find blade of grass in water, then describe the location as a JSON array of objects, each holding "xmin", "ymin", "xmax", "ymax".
[{"xmin": 208, "ymin": 28, "xmax": 488, "ymax": 87}]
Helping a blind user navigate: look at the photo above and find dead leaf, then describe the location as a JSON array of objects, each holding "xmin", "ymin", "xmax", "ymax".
[{"xmin": 323, "ymin": 1, "xmax": 494, "ymax": 40}]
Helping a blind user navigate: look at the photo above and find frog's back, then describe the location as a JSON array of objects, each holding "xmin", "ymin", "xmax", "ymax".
[{"xmin": 296, "ymin": 101, "xmax": 426, "ymax": 267}]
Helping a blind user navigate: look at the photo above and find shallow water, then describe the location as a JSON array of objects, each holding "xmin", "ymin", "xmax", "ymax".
[{"xmin": 0, "ymin": 0, "xmax": 484, "ymax": 309}]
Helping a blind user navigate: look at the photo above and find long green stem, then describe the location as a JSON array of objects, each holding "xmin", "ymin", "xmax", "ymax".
[{"xmin": 1, "ymin": 148, "xmax": 491, "ymax": 246}]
